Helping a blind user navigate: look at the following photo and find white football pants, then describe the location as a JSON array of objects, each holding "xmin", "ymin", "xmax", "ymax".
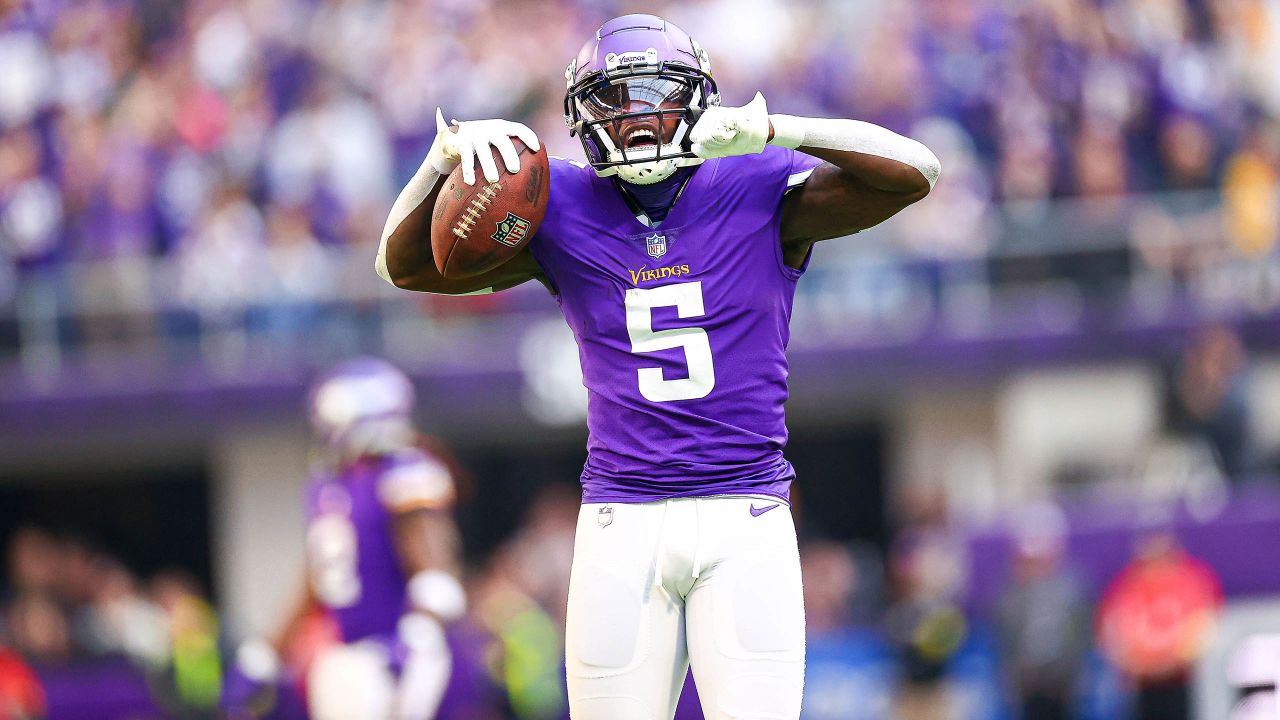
[
  {"xmin": 307, "ymin": 629, "xmax": 451, "ymax": 720},
  {"xmin": 566, "ymin": 496, "xmax": 806, "ymax": 720}
]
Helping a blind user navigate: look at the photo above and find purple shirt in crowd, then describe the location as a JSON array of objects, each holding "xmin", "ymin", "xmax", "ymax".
[{"xmin": 528, "ymin": 146, "xmax": 822, "ymax": 504}]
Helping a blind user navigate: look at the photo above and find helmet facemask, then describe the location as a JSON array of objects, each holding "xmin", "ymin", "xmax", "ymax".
[{"xmin": 565, "ymin": 50, "xmax": 719, "ymax": 185}]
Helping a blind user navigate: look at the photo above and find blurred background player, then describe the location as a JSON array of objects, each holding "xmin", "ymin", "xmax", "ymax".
[{"xmin": 223, "ymin": 357, "xmax": 465, "ymax": 720}]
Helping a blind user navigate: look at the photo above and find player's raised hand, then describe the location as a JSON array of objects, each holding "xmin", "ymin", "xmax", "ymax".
[
  {"xmin": 690, "ymin": 92, "xmax": 770, "ymax": 159},
  {"xmin": 429, "ymin": 109, "xmax": 541, "ymax": 185}
]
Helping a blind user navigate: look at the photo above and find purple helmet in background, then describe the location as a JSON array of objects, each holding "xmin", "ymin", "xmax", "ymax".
[
  {"xmin": 308, "ymin": 357, "xmax": 415, "ymax": 460},
  {"xmin": 564, "ymin": 14, "xmax": 719, "ymax": 185}
]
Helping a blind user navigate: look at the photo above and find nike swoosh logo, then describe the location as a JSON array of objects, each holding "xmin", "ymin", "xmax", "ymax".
[{"xmin": 749, "ymin": 503, "xmax": 780, "ymax": 517}]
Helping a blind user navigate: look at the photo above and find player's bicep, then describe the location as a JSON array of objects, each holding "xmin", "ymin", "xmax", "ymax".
[{"xmin": 779, "ymin": 161, "xmax": 926, "ymax": 244}]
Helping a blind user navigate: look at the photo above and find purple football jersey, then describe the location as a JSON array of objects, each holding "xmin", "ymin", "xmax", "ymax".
[
  {"xmin": 305, "ymin": 448, "xmax": 454, "ymax": 641},
  {"xmin": 528, "ymin": 145, "xmax": 822, "ymax": 503}
]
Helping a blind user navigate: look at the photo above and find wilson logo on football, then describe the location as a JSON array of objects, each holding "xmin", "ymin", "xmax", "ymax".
[{"xmin": 491, "ymin": 212, "xmax": 532, "ymax": 247}]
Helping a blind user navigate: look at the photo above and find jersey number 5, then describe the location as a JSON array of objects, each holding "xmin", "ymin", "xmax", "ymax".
[{"xmin": 624, "ymin": 281, "xmax": 716, "ymax": 402}]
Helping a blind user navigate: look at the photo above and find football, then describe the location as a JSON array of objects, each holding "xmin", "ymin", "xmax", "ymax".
[{"xmin": 430, "ymin": 139, "xmax": 549, "ymax": 279}]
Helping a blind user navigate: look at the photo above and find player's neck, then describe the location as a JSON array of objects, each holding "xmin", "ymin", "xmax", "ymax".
[{"xmin": 616, "ymin": 167, "xmax": 695, "ymax": 227}]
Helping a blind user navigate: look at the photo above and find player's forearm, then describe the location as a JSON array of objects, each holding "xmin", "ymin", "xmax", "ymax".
[
  {"xmin": 769, "ymin": 115, "xmax": 941, "ymax": 196},
  {"xmin": 376, "ymin": 158, "xmax": 540, "ymax": 295},
  {"xmin": 376, "ymin": 155, "xmax": 451, "ymax": 288},
  {"xmin": 395, "ymin": 510, "xmax": 467, "ymax": 623},
  {"xmin": 271, "ymin": 581, "xmax": 319, "ymax": 652},
  {"xmin": 394, "ymin": 509, "xmax": 463, "ymax": 579}
]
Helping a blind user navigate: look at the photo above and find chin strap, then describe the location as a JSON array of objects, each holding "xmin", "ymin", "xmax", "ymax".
[
  {"xmin": 767, "ymin": 114, "xmax": 941, "ymax": 189},
  {"xmin": 614, "ymin": 160, "xmax": 678, "ymax": 185}
]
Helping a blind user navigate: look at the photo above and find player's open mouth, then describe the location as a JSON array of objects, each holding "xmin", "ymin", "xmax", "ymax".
[{"xmin": 624, "ymin": 128, "xmax": 659, "ymax": 149}]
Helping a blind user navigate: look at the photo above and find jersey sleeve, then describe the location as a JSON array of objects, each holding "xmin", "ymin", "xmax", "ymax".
[
  {"xmin": 777, "ymin": 146, "xmax": 823, "ymax": 194},
  {"xmin": 375, "ymin": 448, "xmax": 455, "ymax": 513},
  {"xmin": 740, "ymin": 145, "xmax": 825, "ymax": 278}
]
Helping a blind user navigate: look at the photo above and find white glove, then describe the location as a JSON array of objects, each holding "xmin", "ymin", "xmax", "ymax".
[
  {"xmin": 235, "ymin": 637, "xmax": 282, "ymax": 683},
  {"xmin": 689, "ymin": 92, "xmax": 771, "ymax": 159},
  {"xmin": 395, "ymin": 613, "xmax": 452, "ymax": 718},
  {"xmin": 428, "ymin": 108, "xmax": 541, "ymax": 186}
]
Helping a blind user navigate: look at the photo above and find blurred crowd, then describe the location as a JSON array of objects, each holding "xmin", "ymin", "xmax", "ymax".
[
  {"xmin": 2, "ymin": 0, "xmax": 1279, "ymax": 315},
  {"xmin": 0, "ymin": 526, "xmax": 222, "ymax": 718},
  {"xmin": 2, "ymin": 481, "xmax": 1260, "ymax": 720}
]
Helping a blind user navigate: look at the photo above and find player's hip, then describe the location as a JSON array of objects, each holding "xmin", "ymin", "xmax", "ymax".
[
  {"xmin": 565, "ymin": 494, "xmax": 805, "ymax": 711},
  {"xmin": 570, "ymin": 494, "xmax": 801, "ymax": 589}
]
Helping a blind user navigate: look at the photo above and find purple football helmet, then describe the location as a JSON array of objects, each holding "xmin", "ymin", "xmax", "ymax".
[
  {"xmin": 309, "ymin": 357, "xmax": 415, "ymax": 460},
  {"xmin": 564, "ymin": 14, "xmax": 719, "ymax": 185}
]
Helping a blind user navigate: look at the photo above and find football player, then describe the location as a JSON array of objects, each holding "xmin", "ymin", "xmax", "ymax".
[
  {"xmin": 224, "ymin": 358, "xmax": 465, "ymax": 720},
  {"xmin": 375, "ymin": 14, "xmax": 939, "ymax": 719}
]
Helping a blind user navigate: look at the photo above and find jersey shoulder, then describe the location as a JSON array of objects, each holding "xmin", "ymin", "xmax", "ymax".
[
  {"xmin": 715, "ymin": 145, "xmax": 822, "ymax": 193},
  {"xmin": 374, "ymin": 447, "xmax": 455, "ymax": 513},
  {"xmin": 532, "ymin": 156, "xmax": 612, "ymax": 257},
  {"xmin": 547, "ymin": 156, "xmax": 597, "ymax": 195}
]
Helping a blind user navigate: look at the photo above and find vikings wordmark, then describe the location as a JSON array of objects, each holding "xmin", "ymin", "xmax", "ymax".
[{"xmin": 628, "ymin": 263, "xmax": 692, "ymax": 285}]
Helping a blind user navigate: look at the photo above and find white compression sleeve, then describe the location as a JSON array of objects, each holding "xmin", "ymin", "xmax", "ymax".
[
  {"xmin": 768, "ymin": 114, "xmax": 941, "ymax": 189},
  {"xmin": 374, "ymin": 148, "xmax": 458, "ymax": 286}
]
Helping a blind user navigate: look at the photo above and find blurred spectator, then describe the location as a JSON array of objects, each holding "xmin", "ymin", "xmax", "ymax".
[
  {"xmin": 471, "ymin": 546, "xmax": 567, "ymax": 720},
  {"xmin": 5, "ymin": 527, "xmax": 61, "ymax": 597},
  {"xmin": 468, "ymin": 484, "xmax": 578, "ymax": 720},
  {"xmin": 996, "ymin": 502, "xmax": 1090, "ymax": 720},
  {"xmin": 5, "ymin": 593, "xmax": 70, "ymax": 663},
  {"xmin": 78, "ymin": 560, "xmax": 170, "ymax": 666},
  {"xmin": 1163, "ymin": 324, "xmax": 1253, "ymax": 480},
  {"xmin": 1222, "ymin": 119, "xmax": 1280, "ymax": 259},
  {"xmin": 149, "ymin": 571, "xmax": 222, "ymax": 713},
  {"xmin": 885, "ymin": 488, "xmax": 971, "ymax": 720},
  {"xmin": 805, "ymin": 541, "xmax": 861, "ymax": 636},
  {"xmin": 801, "ymin": 541, "xmax": 894, "ymax": 720},
  {"xmin": 0, "ymin": 645, "xmax": 45, "ymax": 720},
  {"xmin": 1096, "ymin": 532, "xmax": 1224, "ymax": 720}
]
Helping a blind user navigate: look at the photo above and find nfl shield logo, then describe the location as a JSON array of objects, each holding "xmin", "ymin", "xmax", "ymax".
[
  {"xmin": 645, "ymin": 233, "xmax": 667, "ymax": 259},
  {"xmin": 492, "ymin": 212, "xmax": 532, "ymax": 247}
]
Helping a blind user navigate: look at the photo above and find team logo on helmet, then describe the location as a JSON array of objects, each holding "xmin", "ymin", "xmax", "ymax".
[
  {"xmin": 645, "ymin": 233, "xmax": 668, "ymax": 259},
  {"xmin": 605, "ymin": 48, "xmax": 659, "ymax": 72},
  {"xmin": 492, "ymin": 212, "xmax": 532, "ymax": 247}
]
